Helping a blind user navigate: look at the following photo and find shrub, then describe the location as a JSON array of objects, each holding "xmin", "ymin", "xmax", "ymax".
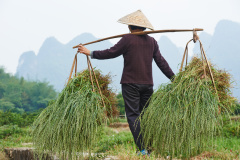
[
  {"xmin": 0, "ymin": 125, "xmax": 25, "ymax": 139},
  {"xmin": 222, "ymin": 120, "xmax": 240, "ymax": 138},
  {"xmin": 0, "ymin": 110, "xmax": 39, "ymax": 127},
  {"xmin": 234, "ymin": 101, "xmax": 240, "ymax": 115}
]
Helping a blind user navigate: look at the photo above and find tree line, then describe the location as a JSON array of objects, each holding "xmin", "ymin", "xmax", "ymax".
[{"xmin": 0, "ymin": 67, "xmax": 57, "ymax": 113}]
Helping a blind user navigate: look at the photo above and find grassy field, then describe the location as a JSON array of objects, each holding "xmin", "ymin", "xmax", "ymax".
[{"xmin": 0, "ymin": 118, "xmax": 239, "ymax": 160}]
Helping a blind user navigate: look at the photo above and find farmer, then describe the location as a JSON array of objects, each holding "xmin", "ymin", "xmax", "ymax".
[{"xmin": 78, "ymin": 10, "xmax": 175, "ymax": 155}]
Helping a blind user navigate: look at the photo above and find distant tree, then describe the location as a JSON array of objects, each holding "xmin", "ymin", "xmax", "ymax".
[
  {"xmin": 117, "ymin": 93, "xmax": 125, "ymax": 115},
  {"xmin": 0, "ymin": 67, "xmax": 57, "ymax": 112},
  {"xmin": 0, "ymin": 82, "xmax": 5, "ymax": 99},
  {"xmin": 234, "ymin": 101, "xmax": 240, "ymax": 115},
  {"xmin": 0, "ymin": 110, "xmax": 40, "ymax": 127},
  {"xmin": 0, "ymin": 99, "xmax": 15, "ymax": 111}
]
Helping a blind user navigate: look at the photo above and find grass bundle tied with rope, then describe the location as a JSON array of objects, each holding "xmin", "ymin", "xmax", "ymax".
[
  {"xmin": 32, "ymin": 68, "xmax": 115, "ymax": 160},
  {"xmin": 140, "ymin": 56, "xmax": 235, "ymax": 159}
]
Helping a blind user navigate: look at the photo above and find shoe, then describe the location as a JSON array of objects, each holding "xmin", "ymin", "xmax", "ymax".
[
  {"xmin": 140, "ymin": 149, "xmax": 147, "ymax": 155},
  {"xmin": 137, "ymin": 149, "xmax": 149, "ymax": 156}
]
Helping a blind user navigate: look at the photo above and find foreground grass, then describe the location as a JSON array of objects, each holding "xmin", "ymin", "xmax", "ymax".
[
  {"xmin": 93, "ymin": 126, "xmax": 240, "ymax": 159},
  {"xmin": 0, "ymin": 123, "xmax": 239, "ymax": 159},
  {"xmin": 0, "ymin": 127, "xmax": 32, "ymax": 150},
  {"xmin": 208, "ymin": 137, "xmax": 240, "ymax": 159},
  {"xmin": 0, "ymin": 127, "xmax": 32, "ymax": 160},
  {"xmin": 102, "ymin": 137, "xmax": 240, "ymax": 160}
]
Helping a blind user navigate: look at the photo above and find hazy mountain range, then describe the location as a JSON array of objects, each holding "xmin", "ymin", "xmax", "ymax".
[{"xmin": 16, "ymin": 20, "xmax": 240, "ymax": 100}]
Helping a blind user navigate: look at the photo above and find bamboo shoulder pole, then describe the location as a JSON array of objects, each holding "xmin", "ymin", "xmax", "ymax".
[{"xmin": 72, "ymin": 28, "xmax": 203, "ymax": 49}]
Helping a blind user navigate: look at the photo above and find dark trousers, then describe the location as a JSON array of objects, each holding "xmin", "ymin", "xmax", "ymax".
[{"xmin": 122, "ymin": 83, "xmax": 153, "ymax": 151}]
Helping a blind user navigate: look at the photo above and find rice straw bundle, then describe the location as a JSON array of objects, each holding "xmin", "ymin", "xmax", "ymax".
[
  {"xmin": 87, "ymin": 70, "xmax": 119, "ymax": 118},
  {"xmin": 184, "ymin": 57, "xmax": 236, "ymax": 112},
  {"xmin": 32, "ymin": 69, "xmax": 108, "ymax": 160},
  {"xmin": 140, "ymin": 57, "xmax": 225, "ymax": 158}
]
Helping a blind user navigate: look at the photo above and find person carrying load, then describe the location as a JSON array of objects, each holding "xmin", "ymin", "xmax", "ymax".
[{"xmin": 78, "ymin": 10, "xmax": 175, "ymax": 155}]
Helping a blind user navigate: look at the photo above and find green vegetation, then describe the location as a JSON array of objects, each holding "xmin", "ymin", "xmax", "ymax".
[
  {"xmin": 141, "ymin": 71, "xmax": 221, "ymax": 158},
  {"xmin": 0, "ymin": 63, "xmax": 239, "ymax": 159},
  {"xmin": 140, "ymin": 57, "xmax": 237, "ymax": 159},
  {"xmin": 222, "ymin": 118, "xmax": 240, "ymax": 138},
  {"xmin": 0, "ymin": 126, "xmax": 32, "ymax": 143},
  {"xmin": 91, "ymin": 70, "xmax": 119, "ymax": 117},
  {"xmin": 234, "ymin": 101, "xmax": 240, "ymax": 115},
  {"xmin": 1, "ymin": 119, "xmax": 239, "ymax": 159},
  {"xmin": 117, "ymin": 93, "xmax": 125, "ymax": 115},
  {"xmin": 185, "ymin": 57, "xmax": 236, "ymax": 113},
  {"xmin": 94, "ymin": 127, "xmax": 133, "ymax": 153},
  {"xmin": 215, "ymin": 136, "xmax": 240, "ymax": 152},
  {"xmin": 0, "ymin": 110, "xmax": 40, "ymax": 127},
  {"xmin": 32, "ymin": 69, "xmax": 116, "ymax": 160},
  {"xmin": 96, "ymin": 124, "xmax": 240, "ymax": 160},
  {"xmin": 0, "ymin": 109, "xmax": 40, "ymax": 139},
  {"xmin": 0, "ymin": 67, "xmax": 57, "ymax": 112},
  {"xmin": 117, "ymin": 118, "xmax": 127, "ymax": 123},
  {"xmin": 0, "ymin": 125, "xmax": 24, "ymax": 139},
  {"xmin": 0, "ymin": 111, "xmax": 34, "ymax": 156}
]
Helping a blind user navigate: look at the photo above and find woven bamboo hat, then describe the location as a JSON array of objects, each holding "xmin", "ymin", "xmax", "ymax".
[{"xmin": 118, "ymin": 10, "xmax": 154, "ymax": 30}]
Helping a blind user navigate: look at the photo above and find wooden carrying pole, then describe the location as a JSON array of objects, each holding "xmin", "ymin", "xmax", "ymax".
[{"xmin": 72, "ymin": 28, "xmax": 203, "ymax": 48}]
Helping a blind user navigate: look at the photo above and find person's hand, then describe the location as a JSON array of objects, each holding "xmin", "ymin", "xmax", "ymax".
[{"xmin": 78, "ymin": 45, "xmax": 90, "ymax": 56}]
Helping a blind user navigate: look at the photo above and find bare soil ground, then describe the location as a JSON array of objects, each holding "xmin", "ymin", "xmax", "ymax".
[
  {"xmin": 109, "ymin": 122, "xmax": 130, "ymax": 133},
  {"xmin": 231, "ymin": 116, "xmax": 240, "ymax": 121},
  {"xmin": 0, "ymin": 151, "xmax": 9, "ymax": 160}
]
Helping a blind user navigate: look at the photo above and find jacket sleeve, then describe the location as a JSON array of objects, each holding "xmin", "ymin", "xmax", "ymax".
[
  {"xmin": 92, "ymin": 35, "xmax": 129, "ymax": 60},
  {"xmin": 153, "ymin": 40, "xmax": 175, "ymax": 80}
]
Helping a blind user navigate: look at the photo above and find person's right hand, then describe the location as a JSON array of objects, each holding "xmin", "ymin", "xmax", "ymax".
[{"xmin": 78, "ymin": 45, "xmax": 90, "ymax": 56}]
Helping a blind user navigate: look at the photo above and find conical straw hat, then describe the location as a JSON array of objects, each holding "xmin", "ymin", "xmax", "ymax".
[{"xmin": 118, "ymin": 10, "xmax": 154, "ymax": 30}]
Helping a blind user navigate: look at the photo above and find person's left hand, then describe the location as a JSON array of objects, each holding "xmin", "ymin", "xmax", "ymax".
[{"xmin": 78, "ymin": 45, "xmax": 90, "ymax": 56}]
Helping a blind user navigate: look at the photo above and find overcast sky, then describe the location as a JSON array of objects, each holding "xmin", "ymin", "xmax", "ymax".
[{"xmin": 0, "ymin": 0, "xmax": 240, "ymax": 74}]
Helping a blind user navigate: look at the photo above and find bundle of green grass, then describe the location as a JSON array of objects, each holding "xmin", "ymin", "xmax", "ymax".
[
  {"xmin": 140, "ymin": 57, "xmax": 235, "ymax": 159},
  {"xmin": 32, "ymin": 69, "xmax": 115, "ymax": 160}
]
